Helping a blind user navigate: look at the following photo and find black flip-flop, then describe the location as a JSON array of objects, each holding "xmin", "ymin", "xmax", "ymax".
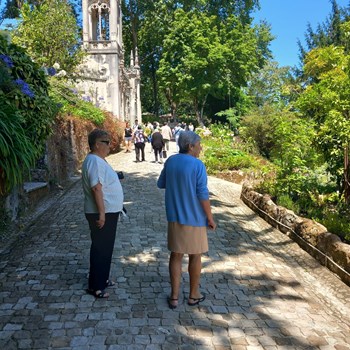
[{"xmin": 188, "ymin": 294, "xmax": 206, "ymax": 306}]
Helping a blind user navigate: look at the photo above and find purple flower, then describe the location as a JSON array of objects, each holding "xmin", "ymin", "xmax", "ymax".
[
  {"xmin": 47, "ymin": 67, "xmax": 56, "ymax": 76},
  {"xmin": 0, "ymin": 54, "xmax": 14, "ymax": 68},
  {"xmin": 98, "ymin": 96, "xmax": 104, "ymax": 100},
  {"xmin": 70, "ymin": 88, "xmax": 78, "ymax": 94},
  {"xmin": 14, "ymin": 78, "xmax": 35, "ymax": 98}
]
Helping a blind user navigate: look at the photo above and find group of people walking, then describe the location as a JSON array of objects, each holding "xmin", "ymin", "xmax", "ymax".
[
  {"xmin": 124, "ymin": 120, "xmax": 194, "ymax": 163},
  {"xmin": 82, "ymin": 127, "xmax": 216, "ymax": 308}
]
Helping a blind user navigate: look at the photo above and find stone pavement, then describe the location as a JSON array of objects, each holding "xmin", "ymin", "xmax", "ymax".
[{"xmin": 0, "ymin": 141, "xmax": 350, "ymax": 350}]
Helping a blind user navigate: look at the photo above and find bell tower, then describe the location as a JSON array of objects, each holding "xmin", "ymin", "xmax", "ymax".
[
  {"xmin": 82, "ymin": 0, "xmax": 122, "ymax": 49},
  {"xmin": 78, "ymin": 0, "xmax": 141, "ymax": 124}
]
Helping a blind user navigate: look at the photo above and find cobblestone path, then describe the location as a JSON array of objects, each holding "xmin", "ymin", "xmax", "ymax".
[{"xmin": 0, "ymin": 141, "xmax": 349, "ymax": 349}]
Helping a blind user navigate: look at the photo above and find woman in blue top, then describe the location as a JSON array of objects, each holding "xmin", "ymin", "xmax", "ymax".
[{"xmin": 157, "ymin": 131, "xmax": 216, "ymax": 309}]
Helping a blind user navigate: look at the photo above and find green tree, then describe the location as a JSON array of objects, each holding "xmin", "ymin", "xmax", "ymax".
[
  {"xmin": 296, "ymin": 42, "xmax": 350, "ymax": 201},
  {"xmin": 270, "ymin": 112, "xmax": 318, "ymax": 199},
  {"xmin": 157, "ymin": 10, "xmax": 224, "ymax": 123},
  {"xmin": 298, "ymin": 0, "xmax": 349, "ymax": 65},
  {"xmin": 248, "ymin": 60, "xmax": 294, "ymax": 107},
  {"xmin": 12, "ymin": 0, "xmax": 83, "ymax": 72},
  {"xmin": 136, "ymin": 1, "xmax": 172, "ymax": 116},
  {"xmin": 157, "ymin": 9, "xmax": 271, "ymax": 124},
  {"xmin": 122, "ymin": 0, "xmax": 270, "ymax": 118}
]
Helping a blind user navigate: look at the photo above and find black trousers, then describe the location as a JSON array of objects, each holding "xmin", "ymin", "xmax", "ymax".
[
  {"xmin": 153, "ymin": 146, "xmax": 163, "ymax": 161},
  {"xmin": 85, "ymin": 212, "xmax": 119, "ymax": 291},
  {"xmin": 135, "ymin": 142, "xmax": 145, "ymax": 161}
]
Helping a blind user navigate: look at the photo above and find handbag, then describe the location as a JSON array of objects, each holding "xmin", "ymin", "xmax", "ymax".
[{"xmin": 162, "ymin": 150, "xmax": 167, "ymax": 158}]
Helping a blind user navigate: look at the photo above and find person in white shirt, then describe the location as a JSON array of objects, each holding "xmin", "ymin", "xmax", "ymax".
[
  {"xmin": 82, "ymin": 129, "xmax": 124, "ymax": 298},
  {"xmin": 173, "ymin": 124, "xmax": 183, "ymax": 152},
  {"xmin": 161, "ymin": 122, "xmax": 173, "ymax": 156}
]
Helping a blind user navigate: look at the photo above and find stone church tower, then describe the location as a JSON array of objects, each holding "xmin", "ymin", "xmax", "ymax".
[{"xmin": 78, "ymin": 0, "xmax": 141, "ymax": 124}]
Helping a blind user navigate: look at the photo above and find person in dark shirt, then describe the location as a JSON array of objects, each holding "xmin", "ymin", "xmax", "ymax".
[
  {"xmin": 151, "ymin": 128, "xmax": 164, "ymax": 163},
  {"xmin": 124, "ymin": 122, "xmax": 133, "ymax": 153}
]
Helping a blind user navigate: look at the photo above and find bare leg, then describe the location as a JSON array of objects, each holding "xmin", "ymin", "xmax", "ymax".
[
  {"xmin": 188, "ymin": 254, "xmax": 202, "ymax": 299},
  {"xmin": 169, "ymin": 252, "xmax": 183, "ymax": 306}
]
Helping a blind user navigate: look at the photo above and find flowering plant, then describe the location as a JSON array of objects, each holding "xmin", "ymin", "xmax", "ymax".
[{"xmin": 0, "ymin": 34, "xmax": 58, "ymax": 194}]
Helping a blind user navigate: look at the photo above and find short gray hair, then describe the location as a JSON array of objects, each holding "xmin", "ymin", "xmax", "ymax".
[
  {"xmin": 88, "ymin": 129, "xmax": 109, "ymax": 150},
  {"xmin": 178, "ymin": 131, "xmax": 201, "ymax": 154}
]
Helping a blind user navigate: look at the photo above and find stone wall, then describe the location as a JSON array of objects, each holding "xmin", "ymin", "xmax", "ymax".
[
  {"xmin": 46, "ymin": 116, "xmax": 95, "ymax": 186},
  {"xmin": 241, "ymin": 183, "xmax": 350, "ymax": 287},
  {"xmin": 0, "ymin": 117, "xmax": 94, "ymax": 227},
  {"xmin": 1, "ymin": 114, "xmax": 123, "ymax": 242}
]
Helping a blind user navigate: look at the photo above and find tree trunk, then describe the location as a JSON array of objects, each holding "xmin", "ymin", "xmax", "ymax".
[
  {"xmin": 193, "ymin": 97, "xmax": 200, "ymax": 125},
  {"xmin": 130, "ymin": 0, "xmax": 138, "ymax": 50},
  {"xmin": 200, "ymin": 94, "xmax": 208, "ymax": 125},
  {"xmin": 165, "ymin": 88, "xmax": 177, "ymax": 121},
  {"xmin": 151, "ymin": 60, "xmax": 159, "ymax": 117},
  {"xmin": 170, "ymin": 101, "xmax": 177, "ymax": 121},
  {"xmin": 344, "ymin": 145, "xmax": 350, "ymax": 204}
]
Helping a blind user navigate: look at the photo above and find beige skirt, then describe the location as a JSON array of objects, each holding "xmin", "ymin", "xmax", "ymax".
[{"xmin": 168, "ymin": 222, "xmax": 208, "ymax": 254}]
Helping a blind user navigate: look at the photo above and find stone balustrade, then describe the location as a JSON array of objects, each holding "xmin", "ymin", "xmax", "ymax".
[{"xmin": 241, "ymin": 182, "xmax": 350, "ymax": 286}]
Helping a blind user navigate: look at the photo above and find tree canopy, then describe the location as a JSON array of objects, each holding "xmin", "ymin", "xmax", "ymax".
[
  {"xmin": 122, "ymin": 0, "xmax": 272, "ymax": 119},
  {"xmin": 11, "ymin": 0, "xmax": 83, "ymax": 72}
]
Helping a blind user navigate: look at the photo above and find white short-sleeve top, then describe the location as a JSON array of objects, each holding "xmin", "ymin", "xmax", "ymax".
[{"xmin": 82, "ymin": 153, "xmax": 124, "ymax": 214}]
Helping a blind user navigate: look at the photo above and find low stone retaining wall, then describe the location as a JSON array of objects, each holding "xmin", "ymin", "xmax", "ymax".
[{"xmin": 241, "ymin": 183, "xmax": 350, "ymax": 287}]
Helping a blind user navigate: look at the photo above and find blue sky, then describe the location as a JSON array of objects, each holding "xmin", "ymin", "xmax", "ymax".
[
  {"xmin": 1, "ymin": 0, "xmax": 349, "ymax": 68},
  {"xmin": 254, "ymin": 0, "xmax": 350, "ymax": 67}
]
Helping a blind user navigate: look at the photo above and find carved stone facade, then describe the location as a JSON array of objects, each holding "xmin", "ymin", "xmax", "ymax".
[{"xmin": 77, "ymin": 0, "xmax": 141, "ymax": 124}]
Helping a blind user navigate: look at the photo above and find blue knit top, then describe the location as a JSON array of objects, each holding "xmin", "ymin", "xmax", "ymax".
[{"xmin": 157, "ymin": 153, "xmax": 209, "ymax": 226}]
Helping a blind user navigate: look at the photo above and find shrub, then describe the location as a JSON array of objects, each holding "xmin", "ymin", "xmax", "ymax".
[
  {"xmin": 0, "ymin": 34, "xmax": 58, "ymax": 194},
  {"xmin": 200, "ymin": 123, "xmax": 266, "ymax": 174},
  {"xmin": 50, "ymin": 80, "xmax": 106, "ymax": 125},
  {"xmin": 318, "ymin": 210, "xmax": 350, "ymax": 243},
  {"xmin": 276, "ymin": 194, "xmax": 300, "ymax": 213},
  {"xmin": 101, "ymin": 113, "xmax": 124, "ymax": 153}
]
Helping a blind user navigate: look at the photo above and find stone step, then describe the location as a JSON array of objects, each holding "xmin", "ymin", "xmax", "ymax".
[
  {"xmin": 23, "ymin": 182, "xmax": 49, "ymax": 209},
  {"xmin": 23, "ymin": 182, "xmax": 48, "ymax": 193}
]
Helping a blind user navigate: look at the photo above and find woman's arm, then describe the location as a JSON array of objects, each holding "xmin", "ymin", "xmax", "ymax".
[
  {"xmin": 200, "ymin": 199, "xmax": 216, "ymax": 230},
  {"xmin": 91, "ymin": 182, "xmax": 105, "ymax": 228},
  {"xmin": 157, "ymin": 167, "xmax": 166, "ymax": 188}
]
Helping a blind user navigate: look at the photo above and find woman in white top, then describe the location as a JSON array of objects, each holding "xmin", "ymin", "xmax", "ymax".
[{"xmin": 82, "ymin": 129, "xmax": 124, "ymax": 298}]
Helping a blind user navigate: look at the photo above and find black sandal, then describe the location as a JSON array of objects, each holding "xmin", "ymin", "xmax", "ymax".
[
  {"xmin": 167, "ymin": 297, "xmax": 178, "ymax": 309},
  {"xmin": 188, "ymin": 294, "xmax": 205, "ymax": 306},
  {"xmin": 106, "ymin": 280, "xmax": 116, "ymax": 288},
  {"xmin": 87, "ymin": 289, "xmax": 109, "ymax": 299}
]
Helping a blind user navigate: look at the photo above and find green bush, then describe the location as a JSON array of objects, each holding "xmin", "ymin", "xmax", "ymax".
[
  {"xmin": 318, "ymin": 210, "xmax": 350, "ymax": 242},
  {"xmin": 200, "ymin": 123, "xmax": 263, "ymax": 174},
  {"xmin": 50, "ymin": 80, "xmax": 105, "ymax": 125},
  {"xmin": 276, "ymin": 194, "xmax": 300, "ymax": 213},
  {"xmin": 0, "ymin": 34, "xmax": 58, "ymax": 194}
]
